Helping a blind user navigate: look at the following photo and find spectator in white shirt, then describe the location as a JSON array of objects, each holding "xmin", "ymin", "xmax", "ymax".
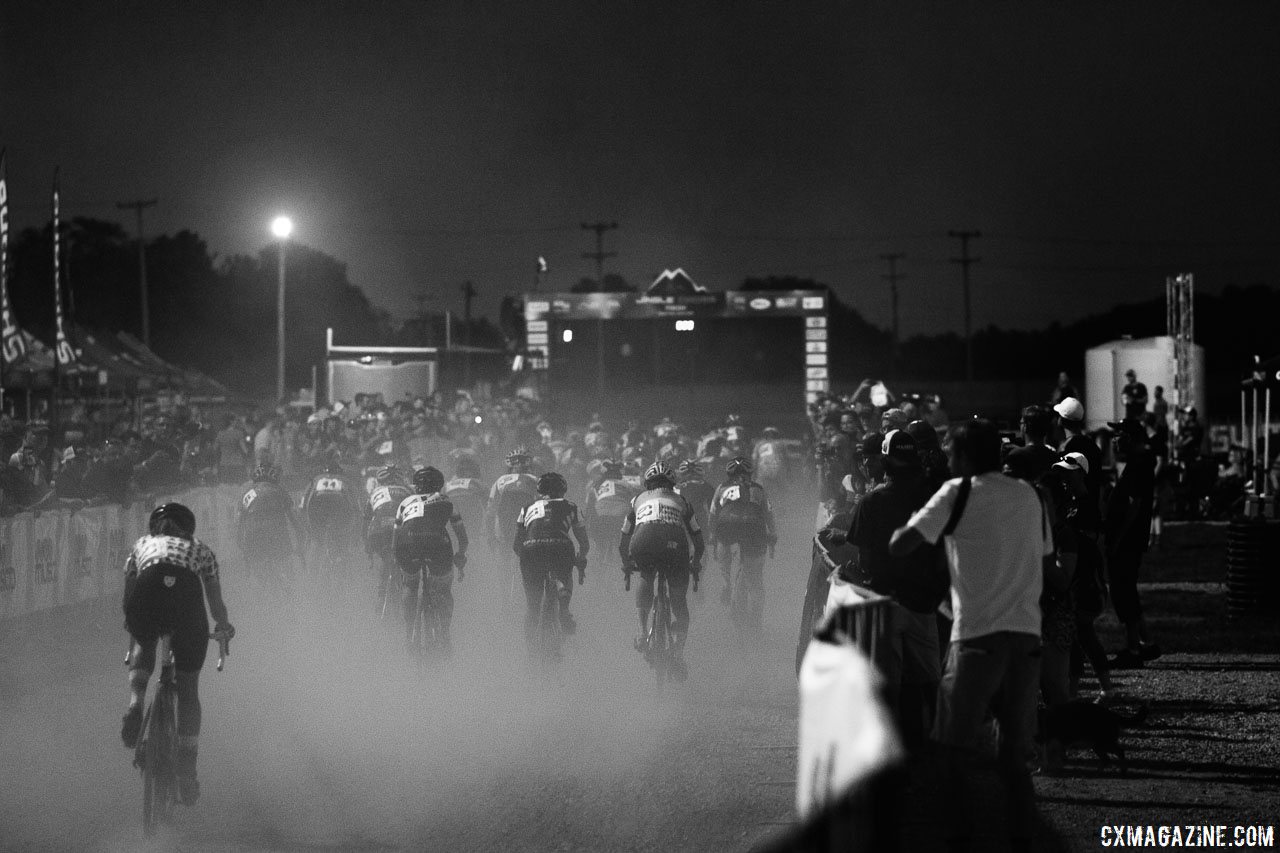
[{"xmin": 890, "ymin": 418, "xmax": 1052, "ymax": 853}]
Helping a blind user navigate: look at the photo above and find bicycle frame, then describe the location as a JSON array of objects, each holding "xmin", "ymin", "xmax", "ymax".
[{"xmin": 409, "ymin": 572, "xmax": 444, "ymax": 665}]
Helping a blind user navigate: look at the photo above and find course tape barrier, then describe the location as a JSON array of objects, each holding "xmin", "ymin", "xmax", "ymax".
[{"xmin": 0, "ymin": 485, "xmax": 245, "ymax": 622}]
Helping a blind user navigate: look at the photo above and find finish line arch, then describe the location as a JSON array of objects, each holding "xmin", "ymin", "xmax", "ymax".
[{"xmin": 522, "ymin": 271, "xmax": 829, "ymax": 426}]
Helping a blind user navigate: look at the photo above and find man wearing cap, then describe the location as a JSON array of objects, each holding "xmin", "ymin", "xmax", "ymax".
[
  {"xmin": 1055, "ymin": 397, "xmax": 1102, "ymax": 510},
  {"xmin": 844, "ymin": 429, "xmax": 942, "ymax": 748},
  {"xmin": 1104, "ymin": 418, "xmax": 1160, "ymax": 668},
  {"xmin": 1121, "ymin": 369, "xmax": 1148, "ymax": 420}
]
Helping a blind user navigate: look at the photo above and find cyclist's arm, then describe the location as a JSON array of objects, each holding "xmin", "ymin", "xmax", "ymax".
[
  {"xmin": 618, "ymin": 511, "xmax": 635, "ymax": 566},
  {"xmin": 512, "ymin": 515, "xmax": 526, "ymax": 555},
  {"xmin": 197, "ymin": 554, "xmax": 231, "ymax": 627},
  {"xmin": 450, "ymin": 514, "xmax": 469, "ymax": 556}
]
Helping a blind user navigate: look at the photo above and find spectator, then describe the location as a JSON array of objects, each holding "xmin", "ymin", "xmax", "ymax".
[
  {"xmin": 1177, "ymin": 406, "xmax": 1205, "ymax": 463},
  {"xmin": 1104, "ymin": 418, "xmax": 1160, "ymax": 668},
  {"xmin": 1151, "ymin": 385, "xmax": 1170, "ymax": 432},
  {"xmin": 890, "ymin": 418, "xmax": 1050, "ymax": 852},
  {"xmin": 1054, "ymin": 397, "xmax": 1102, "ymax": 513},
  {"xmin": 1121, "ymin": 369, "xmax": 1148, "ymax": 420},
  {"xmin": 215, "ymin": 414, "xmax": 250, "ymax": 484},
  {"xmin": 844, "ymin": 429, "xmax": 942, "ymax": 750},
  {"xmin": 82, "ymin": 439, "xmax": 134, "ymax": 505},
  {"xmin": 1051, "ymin": 371, "xmax": 1078, "ymax": 405},
  {"xmin": 907, "ymin": 419, "xmax": 950, "ymax": 493},
  {"xmin": 1002, "ymin": 405, "xmax": 1059, "ymax": 485},
  {"xmin": 51, "ymin": 445, "xmax": 93, "ymax": 503},
  {"xmin": 0, "ymin": 413, "xmax": 22, "ymax": 460}
]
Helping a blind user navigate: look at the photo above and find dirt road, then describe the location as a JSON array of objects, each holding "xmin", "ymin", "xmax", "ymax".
[{"xmin": 0, "ymin": 510, "xmax": 814, "ymax": 852}]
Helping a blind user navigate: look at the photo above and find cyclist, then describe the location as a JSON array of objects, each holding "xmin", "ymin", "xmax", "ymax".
[
  {"xmin": 674, "ymin": 459, "xmax": 715, "ymax": 536},
  {"xmin": 485, "ymin": 447, "xmax": 541, "ymax": 595},
  {"xmin": 120, "ymin": 503, "xmax": 235, "ymax": 807},
  {"xmin": 236, "ymin": 463, "xmax": 304, "ymax": 589},
  {"xmin": 710, "ymin": 457, "xmax": 777, "ymax": 624},
  {"xmin": 619, "ymin": 461, "xmax": 704, "ymax": 682},
  {"xmin": 365, "ymin": 464, "xmax": 412, "ymax": 610},
  {"xmin": 443, "ymin": 455, "xmax": 490, "ymax": 547},
  {"xmin": 752, "ymin": 426, "xmax": 789, "ymax": 497},
  {"xmin": 395, "ymin": 466, "xmax": 469, "ymax": 653},
  {"xmin": 301, "ymin": 453, "xmax": 362, "ymax": 567},
  {"xmin": 513, "ymin": 471, "xmax": 590, "ymax": 657},
  {"xmin": 582, "ymin": 458, "xmax": 638, "ymax": 569}
]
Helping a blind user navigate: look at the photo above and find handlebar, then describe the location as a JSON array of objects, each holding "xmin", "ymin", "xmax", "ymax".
[{"xmin": 210, "ymin": 632, "xmax": 232, "ymax": 672}]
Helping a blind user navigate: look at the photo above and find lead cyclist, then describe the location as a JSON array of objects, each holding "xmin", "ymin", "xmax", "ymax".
[{"xmin": 618, "ymin": 461, "xmax": 704, "ymax": 682}]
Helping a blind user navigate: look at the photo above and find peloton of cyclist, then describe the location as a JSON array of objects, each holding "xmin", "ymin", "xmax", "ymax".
[
  {"xmin": 237, "ymin": 463, "xmax": 305, "ymax": 588},
  {"xmin": 443, "ymin": 455, "xmax": 490, "ymax": 541},
  {"xmin": 394, "ymin": 466, "xmax": 469, "ymax": 653},
  {"xmin": 365, "ymin": 464, "xmax": 413, "ymax": 610},
  {"xmin": 485, "ymin": 447, "xmax": 541, "ymax": 587},
  {"xmin": 619, "ymin": 461, "xmax": 704, "ymax": 682},
  {"xmin": 709, "ymin": 456, "xmax": 777, "ymax": 622},
  {"xmin": 582, "ymin": 458, "xmax": 637, "ymax": 569},
  {"xmin": 120, "ymin": 503, "xmax": 235, "ymax": 807},
  {"xmin": 301, "ymin": 453, "xmax": 363, "ymax": 563},
  {"xmin": 674, "ymin": 459, "xmax": 715, "ymax": 537},
  {"xmin": 513, "ymin": 471, "xmax": 590, "ymax": 657}
]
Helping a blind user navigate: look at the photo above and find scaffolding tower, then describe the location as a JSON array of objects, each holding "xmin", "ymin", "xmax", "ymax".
[{"xmin": 1166, "ymin": 273, "xmax": 1194, "ymax": 449}]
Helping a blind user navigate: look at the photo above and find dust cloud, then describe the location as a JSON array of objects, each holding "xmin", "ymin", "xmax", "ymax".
[{"xmin": 0, "ymin": 502, "xmax": 814, "ymax": 852}]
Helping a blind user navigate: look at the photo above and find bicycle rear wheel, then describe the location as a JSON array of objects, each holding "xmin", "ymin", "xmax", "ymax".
[
  {"xmin": 538, "ymin": 576, "xmax": 563, "ymax": 668},
  {"xmin": 652, "ymin": 581, "xmax": 671, "ymax": 689}
]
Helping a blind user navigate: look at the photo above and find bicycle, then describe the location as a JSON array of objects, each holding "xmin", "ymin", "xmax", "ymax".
[
  {"xmin": 529, "ymin": 558, "xmax": 585, "ymax": 669},
  {"xmin": 627, "ymin": 560, "xmax": 698, "ymax": 690},
  {"xmin": 128, "ymin": 631, "xmax": 230, "ymax": 837},
  {"xmin": 408, "ymin": 572, "xmax": 449, "ymax": 667}
]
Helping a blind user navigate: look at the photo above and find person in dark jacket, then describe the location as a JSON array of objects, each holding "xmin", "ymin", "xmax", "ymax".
[{"xmin": 1104, "ymin": 419, "xmax": 1160, "ymax": 668}]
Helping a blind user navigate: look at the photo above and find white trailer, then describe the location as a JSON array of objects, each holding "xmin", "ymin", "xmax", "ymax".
[
  {"xmin": 325, "ymin": 328, "xmax": 438, "ymax": 407},
  {"xmin": 1083, "ymin": 335, "xmax": 1205, "ymax": 431}
]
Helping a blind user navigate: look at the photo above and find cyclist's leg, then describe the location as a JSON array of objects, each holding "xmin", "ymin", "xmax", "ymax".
[
  {"xmin": 635, "ymin": 567, "xmax": 656, "ymax": 640},
  {"xmin": 666, "ymin": 560, "xmax": 692, "ymax": 643},
  {"xmin": 426, "ymin": 571, "xmax": 454, "ymax": 648},
  {"xmin": 739, "ymin": 539, "xmax": 767, "ymax": 629},
  {"xmin": 518, "ymin": 551, "xmax": 544, "ymax": 652},
  {"xmin": 401, "ymin": 568, "xmax": 422, "ymax": 643},
  {"xmin": 551, "ymin": 561, "xmax": 574, "ymax": 634},
  {"xmin": 716, "ymin": 534, "xmax": 734, "ymax": 603},
  {"xmin": 171, "ymin": 620, "xmax": 209, "ymax": 804},
  {"xmin": 122, "ymin": 635, "xmax": 154, "ymax": 747}
]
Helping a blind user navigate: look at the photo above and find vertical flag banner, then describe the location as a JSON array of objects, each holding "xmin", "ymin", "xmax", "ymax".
[
  {"xmin": 0, "ymin": 150, "xmax": 25, "ymax": 365},
  {"xmin": 52, "ymin": 169, "xmax": 76, "ymax": 368}
]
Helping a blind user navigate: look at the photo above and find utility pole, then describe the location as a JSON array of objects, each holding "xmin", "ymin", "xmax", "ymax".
[
  {"xmin": 880, "ymin": 252, "xmax": 904, "ymax": 377},
  {"xmin": 580, "ymin": 221, "xmax": 618, "ymax": 286},
  {"xmin": 948, "ymin": 230, "xmax": 981, "ymax": 386},
  {"xmin": 581, "ymin": 221, "xmax": 618, "ymax": 408},
  {"xmin": 413, "ymin": 291, "xmax": 433, "ymax": 345},
  {"xmin": 117, "ymin": 199, "xmax": 157, "ymax": 347},
  {"xmin": 460, "ymin": 280, "xmax": 475, "ymax": 388}
]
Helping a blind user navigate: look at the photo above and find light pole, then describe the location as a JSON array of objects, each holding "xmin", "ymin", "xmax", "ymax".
[{"xmin": 271, "ymin": 215, "xmax": 293, "ymax": 402}]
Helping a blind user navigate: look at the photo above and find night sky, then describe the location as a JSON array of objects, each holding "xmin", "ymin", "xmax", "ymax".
[{"xmin": 3, "ymin": 1, "xmax": 1278, "ymax": 337}]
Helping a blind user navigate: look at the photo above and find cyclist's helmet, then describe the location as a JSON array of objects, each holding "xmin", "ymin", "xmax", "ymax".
[
  {"xmin": 412, "ymin": 466, "xmax": 445, "ymax": 494},
  {"xmin": 643, "ymin": 461, "xmax": 675, "ymax": 489},
  {"xmin": 324, "ymin": 451, "xmax": 343, "ymax": 474},
  {"xmin": 537, "ymin": 471, "xmax": 569, "ymax": 498},
  {"xmin": 726, "ymin": 456, "xmax": 753, "ymax": 478},
  {"xmin": 506, "ymin": 446, "xmax": 533, "ymax": 466},
  {"xmin": 376, "ymin": 464, "xmax": 404, "ymax": 486},
  {"xmin": 677, "ymin": 459, "xmax": 704, "ymax": 479},
  {"xmin": 149, "ymin": 502, "xmax": 196, "ymax": 538},
  {"xmin": 251, "ymin": 463, "xmax": 280, "ymax": 483}
]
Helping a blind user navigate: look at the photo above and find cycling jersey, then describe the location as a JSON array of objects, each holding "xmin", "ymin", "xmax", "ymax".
[
  {"xmin": 515, "ymin": 498, "xmax": 587, "ymax": 545},
  {"xmin": 621, "ymin": 487, "xmax": 702, "ymax": 563},
  {"xmin": 303, "ymin": 471, "xmax": 361, "ymax": 530},
  {"xmin": 366, "ymin": 483, "xmax": 412, "ymax": 553},
  {"xmin": 123, "ymin": 535, "xmax": 219, "ymax": 669},
  {"xmin": 239, "ymin": 481, "xmax": 293, "ymax": 522},
  {"xmin": 486, "ymin": 471, "xmax": 539, "ymax": 538},
  {"xmin": 394, "ymin": 492, "xmax": 463, "ymax": 575},
  {"xmin": 752, "ymin": 439, "xmax": 785, "ymax": 480},
  {"xmin": 710, "ymin": 478, "xmax": 776, "ymax": 544},
  {"xmin": 675, "ymin": 478, "xmax": 715, "ymax": 532},
  {"xmin": 443, "ymin": 476, "xmax": 489, "ymax": 519},
  {"xmin": 584, "ymin": 476, "xmax": 640, "ymax": 521}
]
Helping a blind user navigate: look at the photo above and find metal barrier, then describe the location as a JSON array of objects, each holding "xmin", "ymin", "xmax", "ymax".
[{"xmin": 0, "ymin": 484, "xmax": 245, "ymax": 621}]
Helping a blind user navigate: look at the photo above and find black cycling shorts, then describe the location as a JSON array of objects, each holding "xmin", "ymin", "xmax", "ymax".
[
  {"xmin": 124, "ymin": 563, "xmax": 209, "ymax": 672},
  {"xmin": 627, "ymin": 523, "xmax": 690, "ymax": 564},
  {"xmin": 241, "ymin": 519, "xmax": 290, "ymax": 562},
  {"xmin": 307, "ymin": 495, "xmax": 356, "ymax": 536},
  {"xmin": 394, "ymin": 529, "xmax": 453, "ymax": 576},
  {"xmin": 519, "ymin": 537, "xmax": 576, "ymax": 572},
  {"xmin": 366, "ymin": 518, "xmax": 396, "ymax": 556},
  {"xmin": 715, "ymin": 517, "xmax": 768, "ymax": 552}
]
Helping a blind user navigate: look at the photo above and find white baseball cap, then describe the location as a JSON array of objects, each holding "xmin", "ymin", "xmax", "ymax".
[
  {"xmin": 1053, "ymin": 397, "xmax": 1084, "ymax": 422},
  {"xmin": 1053, "ymin": 451, "xmax": 1091, "ymax": 475}
]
